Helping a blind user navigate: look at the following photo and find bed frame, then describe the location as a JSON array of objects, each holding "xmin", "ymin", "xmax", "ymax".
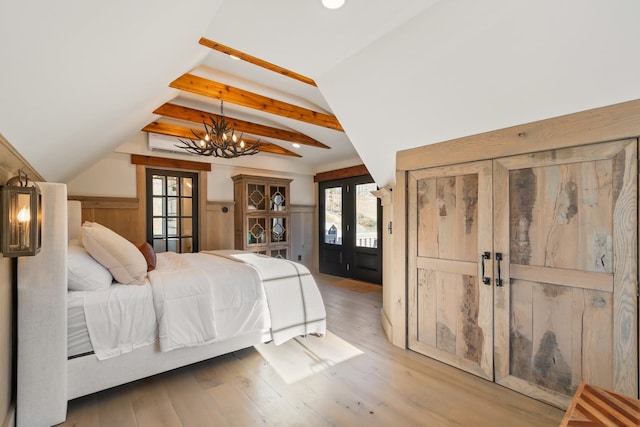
[{"xmin": 16, "ymin": 184, "xmax": 271, "ymax": 427}]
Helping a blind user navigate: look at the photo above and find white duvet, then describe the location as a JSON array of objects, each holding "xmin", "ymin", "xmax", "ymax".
[
  {"xmin": 82, "ymin": 251, "xmax": 324, "ymax": 360},
  {"xmin": 149, "ymin": 251, "xmax": 268, "ymax": 352}
]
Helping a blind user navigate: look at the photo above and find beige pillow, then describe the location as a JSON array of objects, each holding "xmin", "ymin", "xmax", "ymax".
[{"xmin": 81, "ymin": 223, "xmax": 148, "ymax": 285}]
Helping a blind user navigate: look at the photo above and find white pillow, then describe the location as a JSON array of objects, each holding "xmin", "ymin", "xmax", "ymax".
[
  {"xmin": 81, "ymin": 223, "xmax": 148, "ymax": 285},
  {"xmin": 67, "ymin": 243, "xmax": 113, "ymax": 291}
]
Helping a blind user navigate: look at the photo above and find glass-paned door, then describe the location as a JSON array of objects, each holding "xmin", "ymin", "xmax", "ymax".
[
  {"xmin": 146, "ymin": 169, "xmax": 199, "ymax": 253},
  {"xmin": 319, "ymin": 176, "xmax": 382, "ymax": 283}
]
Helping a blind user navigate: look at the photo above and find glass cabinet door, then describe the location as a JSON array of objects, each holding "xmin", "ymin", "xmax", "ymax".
[
  {"xmin": 270, "ymin": 185, "xmax": 287, "ymax": 212},
  {"xmin": 247, "ymin": 217, "xmax": 267, "ymax": 245},
  {"xmin": 247, "ymin": 183, "xmax": 266, "ymax": 211}
]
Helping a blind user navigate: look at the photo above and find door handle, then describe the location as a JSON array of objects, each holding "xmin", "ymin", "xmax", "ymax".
[
  {"xmin": 481, "ymin": 252, "xmax": 491, "ymax": 285},
  {"xmin": 495, "ymin": 252, "xmax": 503, "ymax": 287}
]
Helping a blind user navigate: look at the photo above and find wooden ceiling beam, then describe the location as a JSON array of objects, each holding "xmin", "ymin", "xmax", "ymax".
[
  {"xmin": 199, "ymin": 37, "xmax": 317, "ymax": 87},
  {"xmin": 314, "ymin": 164, "xmax": 371, "ymax": 182},
  {"xmin": 142, "ymin": 122, "xmax": 302, "ymax": 158},
  {"xmin": 170, "ymin": 74, "xmax": 344, "ymax": 132},
  {"xmin": 153, "ymin": 103, "xmax": 329, "ymax": 149}
]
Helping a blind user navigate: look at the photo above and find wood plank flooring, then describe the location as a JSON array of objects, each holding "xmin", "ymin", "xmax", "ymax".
[{"xmin": 58, "ymin": 274, "xmax": 564, "ymax": 426}]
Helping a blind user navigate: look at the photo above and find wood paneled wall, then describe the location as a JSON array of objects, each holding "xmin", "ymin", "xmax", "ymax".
[
  {"xmin": 69, "ymin": 195, "xmax": 317, "ymax": 269},
  {"xmin": 203, "ymin": 201, "xmax": 235, "ymax": 250},
  {"xmin": 69, "ymin": 196, "xmax": 143, "ymax": 242},
  {"xmin": 290, "ymin": 205, "xmax": 316, "ymax": 268}
]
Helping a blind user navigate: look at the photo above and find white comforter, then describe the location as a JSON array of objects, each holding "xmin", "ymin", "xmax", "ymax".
[
  {"xmin": 208, "ymin": 250, "xmax": 327, "ymax": 345},
  {"xmin": 82, "ymin": 251, "xmax": 325, "ymax": 359},
  {"xmin": 149, "ymin": 251, "xmax": 268, "ymax": 352}
]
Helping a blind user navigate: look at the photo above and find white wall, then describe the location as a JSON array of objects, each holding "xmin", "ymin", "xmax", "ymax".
[
  {"xmin": 66, "ymin": 152, "xmax": 137, "ymax": 197},
  {"xmin": 318, "ymin": 0, "xmax": 640, "ymax": 187},
  {"xmin": 66, "ymin": 150, "xmax": 316, "ymax": 205}
]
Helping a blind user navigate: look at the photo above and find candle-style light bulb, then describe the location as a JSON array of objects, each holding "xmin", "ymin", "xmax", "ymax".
[{"xmin": 17, "ymin": 206, "xmax": 30, "ymax": 222}]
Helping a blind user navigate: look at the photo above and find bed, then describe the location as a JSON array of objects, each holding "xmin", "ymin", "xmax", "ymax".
[{"xmin": 16, "ymin": 183, "xmax": 326, "ymax": 427}]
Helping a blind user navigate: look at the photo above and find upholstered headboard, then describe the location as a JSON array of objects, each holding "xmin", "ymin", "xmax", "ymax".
[{"xmin": 17, "ymin": 183, "xmax": 68, "ymax": 426}]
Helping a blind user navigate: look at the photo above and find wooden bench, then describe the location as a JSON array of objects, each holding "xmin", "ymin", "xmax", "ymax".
[{"xmin": 559, "ymin": 382, "xmax": 640, "ymax": 426}]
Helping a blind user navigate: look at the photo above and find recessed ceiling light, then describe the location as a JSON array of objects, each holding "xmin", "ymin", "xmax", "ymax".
[
  {"xmin": 229, "ymin": 54, "xmax": 240, "ymax": 60},
  {"xmin": 322, "ymin": 0, "xmax": 345, "ymax": 10},
  {"xmin": 292, "ymin": 143, "xmax": 301, "ymax": 148}
]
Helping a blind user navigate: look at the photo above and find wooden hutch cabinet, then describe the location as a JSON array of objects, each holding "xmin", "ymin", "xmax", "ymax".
[{"xmin": 232, "ymin": 174, "xmax": 292, "ymax": 259}]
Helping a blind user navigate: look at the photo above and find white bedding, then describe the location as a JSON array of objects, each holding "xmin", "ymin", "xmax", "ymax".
[
  {"xmin": 67, "ymin": 291, "xmax": 92, "ymax": 357},
  {"xmin": 210, "ymin": 251, "xmax": 327, "ymax": 345},
  {"xmin": 81, "ymin": 251, "xmax": 273, "ymax": 359},
  {"xmin": 82, "ymin": 281, "xmax": 158, "ymax": 360},
  {"xmin": 150, "ymin": 251, "xmax": 269, "ymax": 352}
]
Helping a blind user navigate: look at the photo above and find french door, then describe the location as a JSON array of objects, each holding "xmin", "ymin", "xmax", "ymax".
[
  {"xmin": 146, "ymin": 169, "xmax": 199, "ymax": 253},
  {"xmin": 319, "ymin": 176, "xmax": 382, "ymax": 284}
]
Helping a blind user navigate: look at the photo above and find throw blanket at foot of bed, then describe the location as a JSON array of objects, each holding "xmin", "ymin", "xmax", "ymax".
[{"xmin": 205, "ymin": 250, "xmax": 327, "ymax": 345}]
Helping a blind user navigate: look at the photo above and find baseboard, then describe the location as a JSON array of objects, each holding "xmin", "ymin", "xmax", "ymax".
[{"xmin": 2, "ymin": 403, "xmax": 15, "ymax": 427}]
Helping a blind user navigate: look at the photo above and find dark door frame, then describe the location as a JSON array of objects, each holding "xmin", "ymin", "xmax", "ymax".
[
  {"xmin": 318, "ymin": 175, "xmax": 382, "ymax": 284},
  {"xmin": 145, "ymin": 168, "xmax": 199, "ymax": 253}
]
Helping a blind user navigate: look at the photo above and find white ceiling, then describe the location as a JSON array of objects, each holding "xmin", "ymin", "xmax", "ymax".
[{"xmin": 2, "ymin": 0, "xmax": 640, "ymax": 187}]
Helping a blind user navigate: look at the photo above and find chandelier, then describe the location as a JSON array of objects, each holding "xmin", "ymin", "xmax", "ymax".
[{"xmin": 177, "ymin": 101, "xmax": 260, "ymax": 158}]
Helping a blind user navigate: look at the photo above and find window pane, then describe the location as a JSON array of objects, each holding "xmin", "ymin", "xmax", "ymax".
[
  {"xmin": 182, "ymin": 177, "xmax": 193, "ymax": 197},
  {"xmin": 153, "ymin": 239, "xmax": 166, "ymax": 253},
  {"xmin": 167, "ymin": 177, "xmax": 178, "ymax": 196},
  {"xmin": 167, "ymin": 218, "xmax": 178, "ymax": 237},
  {"xmin": 324, "ymin": 187, "xmax": 342, "ymax": 245},
  {"xmin": 152, "ymin": 176, "xmax": 165, "ymax": 196},
  {"xmin": 153, "ymin": 218, "xmax": 165, "ymax": 237},
  {"xmin": 167, "ymin": 197, "xmax": 178, "ymax": 216},
  {"xmin": 153, "ymin": 197, "xmax": 164, "ymax": 216},
  {"xmin": 181, "ymin": 237, "xmax": 193, "ymax": 253},
  {"xmin": 167, "ymin": 238, "xmax": 178, "ymax": 252},
  {"xmin": 356, "ymin": 183, "xmax": 378, "ymax": 248},
  {"xmin": 181, "ymin": 198, "xmax": 192, "ymax": 217},
  {"xmin": 181, "ymin": 218, "xmax": 192, "ymax": 236}
]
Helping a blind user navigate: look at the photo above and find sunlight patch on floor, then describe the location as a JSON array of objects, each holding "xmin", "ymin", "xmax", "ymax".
[{"xmin": 254, "ymin": 331, "xmax": 363, "ymax": 384}]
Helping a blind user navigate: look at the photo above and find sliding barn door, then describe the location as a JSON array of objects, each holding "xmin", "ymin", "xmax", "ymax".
[
  {"xmin": 408, "ymin": 161, "xmax": 494, "ymax": 380},
  {"xmin": 493, "ymin": 139, "xmax": 638, "ymax": 407}
]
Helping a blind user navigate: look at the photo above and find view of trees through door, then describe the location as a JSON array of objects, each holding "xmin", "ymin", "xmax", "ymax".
[
  {"xmin": 319, "ymin": 175, "xmax": 382, "ymax": 284},
  {"xmin": 146, "ymin": 168, "xmax": 199, "ymax": 253}
]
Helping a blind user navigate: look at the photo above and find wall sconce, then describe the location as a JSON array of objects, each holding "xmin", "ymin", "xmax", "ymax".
[{"xmin": 1, "ymin": 170, "xmax": 42, "ymax": 257}]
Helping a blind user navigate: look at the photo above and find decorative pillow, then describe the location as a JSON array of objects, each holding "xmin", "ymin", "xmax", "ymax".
[
  {"xmin": 133, "ymin": 241, "xmax": 157, "ymax": 272},
  {"xmin": 81, "ymin": 223, "xmax": 148, "ymax": 285},
  {"xmin": 67, "ymin": 243, "xmax": 113, "ymax": 291}
]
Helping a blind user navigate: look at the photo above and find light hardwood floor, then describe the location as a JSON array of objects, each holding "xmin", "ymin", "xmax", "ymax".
[{"xmin": 58, "ymin": 274, "xmax": 564, "ymax": 426}]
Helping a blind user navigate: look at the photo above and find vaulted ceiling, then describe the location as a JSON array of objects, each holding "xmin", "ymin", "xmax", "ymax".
[{"xmin": 2, "ymin": 0, "xmax": 640, "ymax": 187}]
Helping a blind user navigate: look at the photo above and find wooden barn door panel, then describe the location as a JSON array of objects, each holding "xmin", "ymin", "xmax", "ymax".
[
  {"xmin": 408, "ymin": 160, "xmax": 494, "ymax": 380},
  {"xmin": 493, "ymin": 138, "xmax": 638, "ymax": 408}
]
